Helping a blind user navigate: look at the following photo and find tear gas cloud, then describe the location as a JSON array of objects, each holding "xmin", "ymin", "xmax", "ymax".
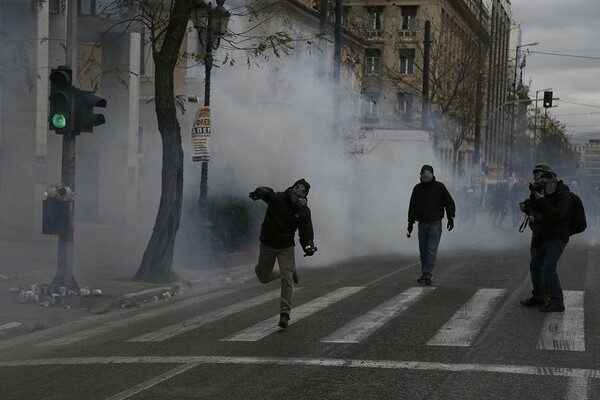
[{"xmin": 177, "ymin": 16, "xmax": 510, "ymax": 267}]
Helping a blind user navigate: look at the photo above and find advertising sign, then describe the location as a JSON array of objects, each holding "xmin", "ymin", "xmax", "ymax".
[{"xmin": 191, "ymin": 107, "xmax": 211, "ymax": 162}]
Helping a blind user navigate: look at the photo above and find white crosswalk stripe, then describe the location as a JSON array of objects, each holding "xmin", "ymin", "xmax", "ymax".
[
  {"xmin": 222, "ymin": 287, "xmax": 365, "ymax": 342},
  {"xmin": 54, "ymin": 282, "xmax": 588, "ymax": 353},
  {"xmin": 426, "ymin": 288, "xmax": 506, "ymax": 347},
  {"xmin": 321, "ymin": 286, "xmax": 435, "ymax": 344},
  {"xmin": 536, "ymin": 290, "xmax": 586, "ymax": 351},
  {"xmin": 127, "ymin": 289, "xmax": 285, "ymax": 342}
]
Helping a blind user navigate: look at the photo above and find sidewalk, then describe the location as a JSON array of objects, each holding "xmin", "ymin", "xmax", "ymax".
[{"xmin": 0, "ymin": 225, "xmax": 257, "ymax": 340}]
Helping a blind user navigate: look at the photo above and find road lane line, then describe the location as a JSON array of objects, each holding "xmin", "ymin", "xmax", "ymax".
[
  {"xmin": 127, "ymin": 289, "xmax": 284, "ymax": 342},
  {"xmin": 39, "ymin": 289, "xmax": 236, "ymax": 346},
  {"xmin": 426, "ymin": 288, "xmax": 506, "ymax": 347},
  {"xmin": 105, "ymin": 363, "xmax": 200, "ymax": 400},
  {"xmin": 1, "ymin": 355, "xmax": 599, "ymax": 381},
  {"xmin": 536, "ymin": 290, "xmax": 585, "ymax": 351},
  {"xmin": 321, "ymin": 286, "xmax": 435, "ymax": 344},
  {"xmin": 222, "ymin": 287, "xmax": 364, "ymax": 342}
]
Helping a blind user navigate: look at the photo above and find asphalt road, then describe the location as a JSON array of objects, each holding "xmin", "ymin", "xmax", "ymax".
[{"xmin": 0, "ymin": 231, "xmax": 598, "ymax": 399}]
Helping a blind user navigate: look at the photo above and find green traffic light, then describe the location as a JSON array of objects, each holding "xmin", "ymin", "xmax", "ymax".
[{"xmin": 51, "ymin": 113, "xmax": 67, "ymax": 129}]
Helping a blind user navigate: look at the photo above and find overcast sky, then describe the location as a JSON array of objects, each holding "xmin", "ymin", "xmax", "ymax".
[{"xmin": 510, "ymin": 0, "xmax": 600, "ymax": 140}]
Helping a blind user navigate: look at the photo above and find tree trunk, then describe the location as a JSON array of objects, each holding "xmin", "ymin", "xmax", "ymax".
[{"xmin": 134, "ymin": 0, "xmax": 194, "ymax": 282}]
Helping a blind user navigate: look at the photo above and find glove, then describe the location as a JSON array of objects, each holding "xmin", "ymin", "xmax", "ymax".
[
  {"xmin": 249, "ymin": 187, "xmax": 268, "ymax": 201},
  {"xmin": 447, "ymin": 218, "xmax": 454, "ymax": 231},
  {"xmin": 407, "ymin": 223, "xmax": 413, "ymax": 238},
  {"xmin": 297, "ymin": 198, "xmax": 308, "ymax": 207},
  {"xmin": 303, "ymin": 243, "xmax": 316, "ymax": 256}
]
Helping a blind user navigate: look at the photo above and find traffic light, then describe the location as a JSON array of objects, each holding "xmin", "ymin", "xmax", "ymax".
[
  {"xmin": 74, "ymin": 89, "xmax": 106, "ymax": 133},
  {"xmin": 48, "ymin": 67, "xmax": 73, "ymax": 133},
  {"xmin": 543, "ymin": 91, "xmax": 553, "ymax": 108}
]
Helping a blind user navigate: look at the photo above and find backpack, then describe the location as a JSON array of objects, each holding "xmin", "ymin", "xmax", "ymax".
[{"xmin": 568, "ymin": 192, "xmax": 587, "ymax": 236}]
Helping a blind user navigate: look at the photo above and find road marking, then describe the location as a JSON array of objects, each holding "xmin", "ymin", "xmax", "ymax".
[
  {"xmin": 0, "ymin": 322, "xmax": 25, "ymax": 332},
  {"xmin": 567, "ymin": 374, "xmax": 590, "ymax": 400},
  {"xmin": 105, "ymin": 363, "xmax": 201, "ymax": 400},
  {"xmin": 536, "ymin": 290, "xmax": 585, "ymax": 351},
  {"xmin": 39, "ymin": 289, "xmax": 236, "ymax": 346},
  {"xmin": 222, "ymin": 287, "xmax": 364, "ymax": 342},
  {"xmin": 127, "ymin": 289, "xmax": 284, "ymax": 342},
  {"xmin": 321, "ymin": 286, "xmax": 435, "ymax": 344},
  {"xmin": 426, "ymin": 288, "xmax": 506, "ymax": 347},
  {"xmin": 0, "ymin": 355, "xmax": 599, "ymax": 379},
  {"xmin": 364, "ymin": 261, "xmax": 420, "ymax": 286}
]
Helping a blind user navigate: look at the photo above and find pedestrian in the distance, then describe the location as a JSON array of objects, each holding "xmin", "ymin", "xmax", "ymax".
[
  {"xmin": 407, "ymin": 165, "xmax": 456, "ymax": 285},
  {"xmin": 519, "ymin": 164, "xmax": 571, "ymax": 312},
  {"xmin": 249, "ymin": 179, "xmax": 316, "ymax": 329}
]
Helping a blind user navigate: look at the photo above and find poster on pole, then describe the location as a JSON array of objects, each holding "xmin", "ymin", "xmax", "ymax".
[{"xmin": 191, "ymin": 106, "xmax": 211, "ymax": 162}]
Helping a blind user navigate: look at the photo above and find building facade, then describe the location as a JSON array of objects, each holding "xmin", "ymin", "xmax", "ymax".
[{"xmin": 0, "ymin": 0, "xmax": 516, "ymax": 233}]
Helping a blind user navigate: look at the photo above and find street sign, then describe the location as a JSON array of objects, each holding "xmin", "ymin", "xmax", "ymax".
[{"xmin": 191, "ymin": 107, "xmax": 211, "ymax": 162}]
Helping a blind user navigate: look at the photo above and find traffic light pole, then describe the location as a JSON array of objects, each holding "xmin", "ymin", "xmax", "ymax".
[
  {"xmin": 52, "ymin": 129, "xmax": 79, "ymax": 290},
  {"xmin": 51, "ymin": 0, "xmax": 79, "ymax": 291}
]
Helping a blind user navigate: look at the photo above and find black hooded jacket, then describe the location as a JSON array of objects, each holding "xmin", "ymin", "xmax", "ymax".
[
  {"xmin": 408, "ymin": 177, "xmax": 456, "ymax": 225},
  {"xmin": 527, "ymin": 180, "xmax": 572, "ymax": 247},
  {"xmin": 258, "ymin": 187, "xmax": 314, "ymax": 249}
]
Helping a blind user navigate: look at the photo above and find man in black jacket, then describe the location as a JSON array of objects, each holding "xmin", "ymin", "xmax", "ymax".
[
  {"xmin": 407, "ymin": 165, "xmax": 456, "ymax": 285},
  {"xmin": 519, "ymin": 164, "xmax": 571, "ymax": 312},
  {"xmin": 249, "ymin": 179, "xmax": 316, "ymax": 329}
]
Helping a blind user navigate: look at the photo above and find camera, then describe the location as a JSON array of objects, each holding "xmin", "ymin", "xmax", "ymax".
[
  {"xmin": 528, "ymin": 181, "xmax": 545, "ymax": 192},
  {"xmin": 520, "ymin": 199, "xmax": 532, "ymax": 215}
]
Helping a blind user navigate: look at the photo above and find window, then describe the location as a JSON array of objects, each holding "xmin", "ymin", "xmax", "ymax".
[
  {"xmin": 366, "ymin": 6, "xmax": 384, "ymax": 36},
  {"xmin": 397, "ymin": 93, "xmax": 414, "ymax": 117},
  {"xmin": 400, "ymin": 6, "xmax": 418, "ymax": 30},
  {"xmin": 363, "ymin": 91, "xmax": 380, "ymax": 120},
  {"xmin": 365, "ymin": 49, "xmax": 381, "ymax": 76},
  {"xmin": 341, "ymin": 6, "xmax": 351, "ymax": 26},
  {"xmin": 140, "ymin": 29, "xmax": 154, "ymax": 78},
  {"xmin": 399, "ymin": 49, "xmax": 415, "ymax": 75},
  {"xmin": 137, "ymin": 126, "xmax": 144, "ymax": 155},
  {"xmin": 49, "ymin": 0, "xmax": 60, "ymax": 14},
  {"xmin": 78, "ymin": 0, "xmax": 96, "ymax": 16},
  {"xmin": 186, "ymin": 22, "xmax": 201, "ymax": 79}
]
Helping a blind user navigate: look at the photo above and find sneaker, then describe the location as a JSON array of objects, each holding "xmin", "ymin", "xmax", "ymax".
[
  {"xmin": 520, "ymin": 297, "xmax": 545, "ymax": 307},
  {"xmin": 417, "ymin": 276, "xmax": 433, "ymax": 285},
  {"xmin": 292, "ymin": 270, "xmax": 299, "ymax": 284},
  {"xmin": 540, "ymin": 303, "xmax": 565, "ymax": 313},
  {"xmin": 278, "ymin": 313, "xmax": 290, "ymax": 329}
]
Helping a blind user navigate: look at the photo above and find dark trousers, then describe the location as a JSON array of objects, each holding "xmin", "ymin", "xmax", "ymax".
[{"xmin": 529, "ymin": 240, "xmax": 566, "ymax": 306}]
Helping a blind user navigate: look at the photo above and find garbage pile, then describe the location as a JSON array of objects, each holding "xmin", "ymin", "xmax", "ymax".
[{"xmin": 11, "ymin": 284, "xmax": 103, "ymax": 308}]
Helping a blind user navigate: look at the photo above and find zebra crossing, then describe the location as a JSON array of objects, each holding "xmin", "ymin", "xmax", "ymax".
[{"xmin": 102, "ymin": 285, "xmax": 587, "ymax": 352}]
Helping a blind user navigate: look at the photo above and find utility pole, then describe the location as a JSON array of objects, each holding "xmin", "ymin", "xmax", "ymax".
[
  {"xmin": 318, "ymin": 0, "xmax": 328, "ymax": 77},
  {"xmin": 421, "ymin": 20, "xmax": 431, "ymax": 131},
  {"xmin": 332, "ymin": 0, "xmax": 342, "ymax": 137},
  {"xmin": 473, "ymin": 0, "xmax": 484, "ymax": 165}
]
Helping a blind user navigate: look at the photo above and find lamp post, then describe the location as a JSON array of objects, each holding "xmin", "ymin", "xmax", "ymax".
[
  {"xmin": 191, "ymin": 0, "xmax": 230, "ymax": 208},
  {"xmin": 508, "ymin": 41, "xmax": 538, "ymax": 178}
]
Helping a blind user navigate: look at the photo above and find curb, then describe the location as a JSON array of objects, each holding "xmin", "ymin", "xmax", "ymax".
[{"xmin": 0, "ymin": 263, "xmax": 256, "ymax": 342}]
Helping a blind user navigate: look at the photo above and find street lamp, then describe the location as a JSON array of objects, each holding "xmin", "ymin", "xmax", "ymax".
[
  {"xmin": 508, "ymin": 42, "xmax": 538, "ymax": 178},
  {"xmin": 191, "ymin": 0, "xmax": 230, "ymax": 205}
]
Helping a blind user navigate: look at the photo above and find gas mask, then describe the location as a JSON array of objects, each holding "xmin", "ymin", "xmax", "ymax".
[
  {"xmin": 420, "ymin": 170, "xmax": 434, "ymax": 183},
  {"xmin": 290, "ymin": 183, "xmax": 307, "ymax": 204}
]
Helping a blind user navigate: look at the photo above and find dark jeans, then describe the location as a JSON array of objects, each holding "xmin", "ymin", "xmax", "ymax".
[
  {"xmin": 418, "ymin": 219, "xmax": 442, "ymax": 278},
  {"xmin": 529, "ymin": 240, "xmax": 566, "ymax": 305}
]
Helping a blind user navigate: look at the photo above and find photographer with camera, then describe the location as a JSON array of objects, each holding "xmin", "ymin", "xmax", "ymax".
[
  {"xmin": 519, "ymin": 164, "xmax": 572, "ymax": 312},
  {"xmin": 249, "ymin": 179, "xmax": 316, "ymax": 329}
]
